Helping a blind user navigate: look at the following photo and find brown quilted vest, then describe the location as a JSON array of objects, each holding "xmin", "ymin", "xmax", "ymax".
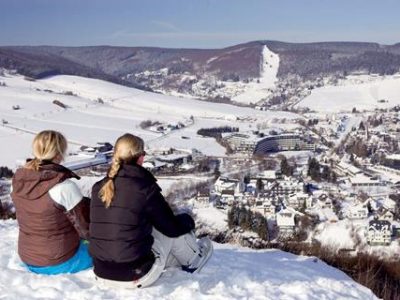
[{"xmin": 11, "ymin": 163, "xmax": 80, "ymax": 266}]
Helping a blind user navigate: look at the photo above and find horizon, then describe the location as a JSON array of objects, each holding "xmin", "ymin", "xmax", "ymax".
[
  {"xmin": 2, "ymin": 39, "xmax": 400, "ymax": 50},
  {"xmin": 1, "ymin": 0, "xmax": 400, "ymax": 48}
]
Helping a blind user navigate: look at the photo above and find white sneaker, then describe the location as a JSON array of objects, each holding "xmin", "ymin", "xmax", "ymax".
[{"xmin": 182, "ymin": 237, "xmax": 213, "ymax": 274}]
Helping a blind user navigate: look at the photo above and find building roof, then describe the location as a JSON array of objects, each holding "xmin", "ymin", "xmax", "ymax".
[{"xmin": 368, "ymin": 219, "xmax": 392, "ymax": 231}]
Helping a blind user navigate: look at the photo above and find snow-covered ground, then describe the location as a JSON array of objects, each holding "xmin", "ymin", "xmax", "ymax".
[
  {"xmin": 193, "ymin": 205, "xmax": 228, "ymax": 232},
  {"xmin": 0, "ymin": 220, "xmax": 378, "ymax": 300},
  {"xmin": 0, "ymin": 71, "xmax": 298, "ymax": 167},
  {"xmin": 231, "ymin": 45, "xmax": 280, "ymax": 105},
  {"xmin": 296, "ymin": 74, "xmax": 400, "ymax": 112}
]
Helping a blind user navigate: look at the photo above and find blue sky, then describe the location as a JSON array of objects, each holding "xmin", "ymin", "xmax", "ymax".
[{"xmin": 0, "ymin": 0, "xmax": 399, "ymax": 48}]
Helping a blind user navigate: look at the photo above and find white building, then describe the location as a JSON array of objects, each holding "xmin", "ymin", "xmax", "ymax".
[
  {"xmin": 382, "ymin": 197, "xmax": 396, "ymax": 212},
  {"xmin": 367, "ymin": 220, "xmax": 392, "ymax": 246},
  {"xmin": 346, "ymin": 204, "xmax": 369, "ymax": 220},
  {"xmin": 214, "ymin": 177, "xmax": 243, "ymax": 194},
  {"xmin": 276, "ymin": 209, "xmax": 296, "ymax": 236},
  {"xmin": 286, "ymin": 192, "xmax": 309, "ymax": 210},
  {"xmin": 224, "ymin": 132, "xmax": 315, "ymax": 155},
  {"xmin": 335, "ymin": 161, "xmax": 362, "ymax": 177}
]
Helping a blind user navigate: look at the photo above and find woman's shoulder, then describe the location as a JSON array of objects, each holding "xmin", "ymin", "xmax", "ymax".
[{"xmin": 48, "ymin": 179, "xmax": 83, "ymax": 211}]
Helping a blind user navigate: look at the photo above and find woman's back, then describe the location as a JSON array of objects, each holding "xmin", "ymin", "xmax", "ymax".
[
  {"xmin": 12, "ymin": 163, "xmax": 80, "ymax": 266},
  {"xmin": 89, "ymin": 163, "xmax": 155, "ymax": 263}
]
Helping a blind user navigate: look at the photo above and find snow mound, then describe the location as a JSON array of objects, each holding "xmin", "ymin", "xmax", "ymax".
[{"xmin": 0, "ymin": 220, "xmax": 377, "ymax": 300}]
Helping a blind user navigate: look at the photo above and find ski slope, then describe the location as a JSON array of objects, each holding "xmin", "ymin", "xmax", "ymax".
[
  {"xmin": 0, "ymin": 220, "xmax": 377, "ymax": 300},
  {"xmin": 231, "ymin": 45, "xmax": 280, "ymax": 105}
]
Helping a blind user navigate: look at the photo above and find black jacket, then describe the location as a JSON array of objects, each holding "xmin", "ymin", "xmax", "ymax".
[{"xmin": 89, "ymin": 163, "xmax": 194, "ymax": 281}]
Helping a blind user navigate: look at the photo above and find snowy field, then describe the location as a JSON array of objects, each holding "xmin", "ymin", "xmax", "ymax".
[
  {"xmin": 0, "ymin": 220, "xmax": 378, "ymax": 300},
  {"xmin": 296, "ymin": 74, "xmax": 400, "ymax": 112},
  {"xmin": 0, "ymin": 71, "xmax": 298, "ymax": 167}
]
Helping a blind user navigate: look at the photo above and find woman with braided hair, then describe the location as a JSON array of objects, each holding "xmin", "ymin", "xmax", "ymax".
[
  {"xmin": 89, "ymin": 133, "xmax": 213, "ymax": 288},
  {"xmin": 11, "ymin": 130, "xmax": 92, "ymax": 275}
]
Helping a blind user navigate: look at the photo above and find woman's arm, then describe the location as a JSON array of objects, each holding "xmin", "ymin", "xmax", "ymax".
[
  {"xmin": 49, "ymin": 180, "xmax": 90, "ymax": 239},
  {"xmin": 145, "ymin": 184, "xmax": 195, "ymax": 238}
]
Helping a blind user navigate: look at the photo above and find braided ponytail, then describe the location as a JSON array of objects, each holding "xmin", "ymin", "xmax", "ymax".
[
  {"xmin": 98, "ymin": 133, "xmax": 144, "ymax": 208},
  {"xmin": 99, "ymin": 158, "xmax": 121, "ymax": 208}
]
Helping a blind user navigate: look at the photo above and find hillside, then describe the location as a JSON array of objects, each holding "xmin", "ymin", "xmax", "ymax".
[
  {"xmin": 0, "ymin": 219, "xmax": 378, "ymax": 300},
  {"xmin": 0, "ymin": 71, "xmax": 299, "ymax": 167},
  {"xmin": 1, "ymin": 41, "xmax": 400, "ymax": 104}
]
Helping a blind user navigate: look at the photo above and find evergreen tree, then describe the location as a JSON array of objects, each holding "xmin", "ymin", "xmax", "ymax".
[
  {"xmin": 256, "ymin": 178, "xmax": 264, "ymax": 192},
  {"xmin": 227, "ymin": 207, "xmax": 236, "ymax": 228},
  {"xmin": 256, "ymin": 216, "xmax": 269, "ymax": 241},
  {"xmin": 280, "ymin": 156, "xmax": 293, "ymax": 176}
]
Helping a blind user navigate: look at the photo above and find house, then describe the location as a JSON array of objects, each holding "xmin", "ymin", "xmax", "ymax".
[
  {"xmin": 382, "ymin": 197, "xmax": 396, "ymax": 212},
  {"xmin": 156, "ymin": 152, "xmax": 192, "ymax": 165},
  {"xmin": 286, "ymin": 192, "xmax": 309, "ymax": 210},
  {"xmin": 245, "ymin": 179, "xmax": 258, "ymax": 194},
  {"xmin": 346, "ymin": 204, "xmax": 369, "ymax": 220},
  {"xmin": 142, "ymin": 159, "xmax": 168, "ymax": 172},
  {"xmin": 242, "ymin": 193, "xmax": 256, "ymax": 205},
  {"xmin": 214, "ymin": 177, "xmax": 243, "ymax": 194},
  {"xmin": 276, "ymin": 209, "xmax": 296, "ymax": 236},
  {"xmin": 268, "ymin": 178, "xmax": 304, "ymax": 199},
  {"xmin": 251, "ymin": 196, "xmax": 276, "ymax": 216},
  {"xmin": 220, "ymin": 190, "xmax": 235, "ymax": 205},
  {"xmin": 335, "ymin": 161, "xmax": 362, "ymax": 177},
  {"xmin": 195, "ymin": 191, "xmax": 210, "ymax": 206},
  {"xmin": 258, "ymin": 170, "xmax": 277, "ymax": 182},
  {"xmin": 315, "ymin": 193, "xmax": 333, "ymax": 209},
  {"xmin": 376, "ymin": 208, "xmax": 395, "ymax": 223},
  {"xmin": 367, "ymin": 220, "xmax": 392, "ymax": 246}
]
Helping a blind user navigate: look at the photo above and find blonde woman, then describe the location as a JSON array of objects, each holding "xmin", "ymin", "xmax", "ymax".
[
  {"xmin": 11, "ymin": 130, "xmax": 92, "ymax": 275},
  {"xmin": 90, "ymin": 133, "xmax": 212, "ymax": 288}
]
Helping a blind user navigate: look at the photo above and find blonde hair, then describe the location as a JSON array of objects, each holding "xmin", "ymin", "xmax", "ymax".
[
  {"xmin": 25, "ymin": 130, "xmax": 67, "ymax": 171},
  {"xmin": 99, "ymin": 133, "xmax": 145, "ymax": 208}
]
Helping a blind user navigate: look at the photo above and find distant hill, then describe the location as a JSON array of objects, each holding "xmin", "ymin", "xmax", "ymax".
[{"xmin": 1, "ymin": 41, "xmax": 400, "ymax": 102}]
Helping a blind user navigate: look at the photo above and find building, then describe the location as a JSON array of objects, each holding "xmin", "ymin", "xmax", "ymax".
[
  {"xmin": 286, "ymin": 192, "xmax": 309, "ymax": 210},
  {"xmin": 376, "ymin": 208, "xmax": 395, "ymax": 222},
  {"xmin": 195, "ymin": 191, "xmax": 210, "ymax": 206},
  {"xmin": 254, "ymin": 133, "xmax": 315, "ymax": 154},
  {"xmin": 267, "ymin": 179, "xmax": 304, "ymax": 199},
  {"xmin": 335, "ymin": 161, "xmax": 362, "ymax": 177},
  {"xmin": 346, "ymin": 204, "xmax": 369, "ymax": 220},
  {"xmin": 214, "ymin": 177, "xmax": 243, "ymax": 194},
  {"xmin": 348, "ymin": 175, "xmax": 384, "ymax": 190},
  {"xmin": 219, "ymin": 190, "xmax": 235, "ymax": 205},
  {"xmin": 276, "ymin": 209, "xmax": 296, "ymax": 236},
  {"xmin": 367, "ymin": 220, "xmax": 392, "ymax": 246},
  {"xmin": 382, "ymin": 197, "xmax": 396, "ymax": 212},
  {"xmin": 156, "ymin": 152, "xmax": 192, "ymax": 165},
  {"xmin": 224, "ymin": 132, "xmax": 315, "ymax": 155}
]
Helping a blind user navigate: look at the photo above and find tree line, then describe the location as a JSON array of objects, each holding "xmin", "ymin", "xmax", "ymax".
[
  {"xmin": 197, "ymin": 126, "xmax": 239, "ymax": 138},
  {"xmin": 227, "ymin": 205, "xmax": 269, "ymax": 241}
]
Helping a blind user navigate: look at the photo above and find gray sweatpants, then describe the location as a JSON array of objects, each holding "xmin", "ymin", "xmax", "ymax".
[{"xmin": 95, "ymin": 228, "xmax": 200, "ymax": 288}]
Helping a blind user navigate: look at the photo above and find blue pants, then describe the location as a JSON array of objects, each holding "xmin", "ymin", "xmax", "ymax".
[{"xmin": 26, "ymin": 241, "xmax": 93, "ymax": 275}]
